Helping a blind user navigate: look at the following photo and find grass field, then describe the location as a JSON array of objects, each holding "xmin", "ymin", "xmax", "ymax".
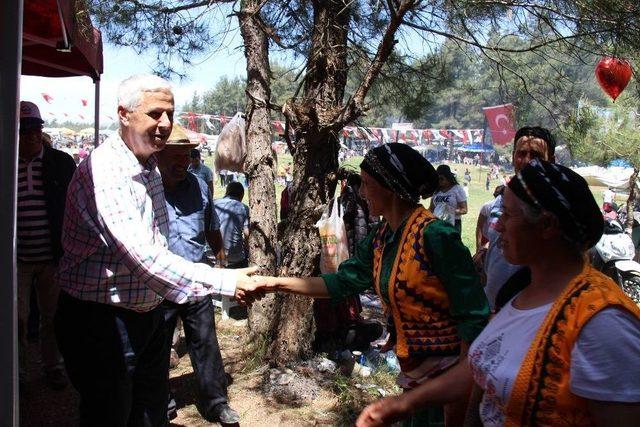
[{"xmin": 204, "ymin": 153, "xmax": 608, "ymax": 252}]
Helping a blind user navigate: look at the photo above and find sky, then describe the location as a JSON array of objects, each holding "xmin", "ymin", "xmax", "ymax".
[
  {"xmin": 19, "ymin": 30, "xmax": 248, "ymax": 127},
  {"xmin": 18, "ymin": 6, "xmax": 435, "ymax": 129}
]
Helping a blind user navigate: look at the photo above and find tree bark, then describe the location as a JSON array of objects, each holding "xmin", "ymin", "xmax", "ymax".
[
  {"xmin": 625, "ymin": 168, "xmax": 639, "ymax": 236},
  {"xmin": 239, "ymin": 0, "xmax": 279, "ymax": 338},
  {"xmin": 268, "ymin": 0, "xmax": 351, "ymax": 366}
]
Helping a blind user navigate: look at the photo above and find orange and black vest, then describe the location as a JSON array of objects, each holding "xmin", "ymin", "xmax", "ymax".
[
  {"xmin": 372, "ymin": 206, "xmax": 460, "ymax": 370},
  {"xmin": 505, "ymin": 265, "xmax": 640, "ymax": 426}
]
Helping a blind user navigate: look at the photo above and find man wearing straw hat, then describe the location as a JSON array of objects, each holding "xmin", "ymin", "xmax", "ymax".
[{"xmin": 157, "ymin": 124, "xmax": 239, "ymax": 424}]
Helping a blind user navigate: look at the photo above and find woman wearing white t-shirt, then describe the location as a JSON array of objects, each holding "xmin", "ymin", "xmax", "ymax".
[
  {"xmin": 429, "ymin": 164, "xmax": 468, "ymax": 233},
  {"xmin": 356, "ymin": 159, "xmax": 640, "ymax": 427}
]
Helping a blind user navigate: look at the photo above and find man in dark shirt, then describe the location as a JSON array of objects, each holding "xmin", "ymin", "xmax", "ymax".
[
  {"xmin": 17, "ymin": 101, "xmax": 76, "ymax": 390},
  {"xmin": 188, "ymin": 147, "xmax": 215, "ymax": 196},
  {"xmin": 157, "ymin": 124, "xmax": 239, "ymax": 424}
]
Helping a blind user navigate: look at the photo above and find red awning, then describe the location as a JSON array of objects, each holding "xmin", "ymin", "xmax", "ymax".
[{"xmin": 21, "ymin": 0, "xmax": 103, "ymax": 80}]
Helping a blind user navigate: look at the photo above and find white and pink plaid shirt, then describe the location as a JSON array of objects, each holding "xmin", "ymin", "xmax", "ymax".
[{"xmin": 57, "ymin": 133, "xmax": 237, "ymax": 312}]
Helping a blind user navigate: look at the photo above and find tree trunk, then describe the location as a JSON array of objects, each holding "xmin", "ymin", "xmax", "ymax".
[
  {"xmin": 268, "ymin": 0, "xmax": 350, "ymax": 366},
  {"xmin": 625, "ymin": 168, "xmax": 639, "ymax": 235},
  {"xmin": 239, "ymin": 0, "xmax": 279, "ymax": 338}
]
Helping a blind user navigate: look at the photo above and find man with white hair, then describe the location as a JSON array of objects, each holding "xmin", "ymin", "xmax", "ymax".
[{"xmin": 55, "ymin": 74, "xmax": 263, "ymax": 426}]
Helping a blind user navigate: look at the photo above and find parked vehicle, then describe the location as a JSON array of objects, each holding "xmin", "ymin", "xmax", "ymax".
[{"xmin": 590, "ymin": 218, "xmax": 640, "ymax": 303}]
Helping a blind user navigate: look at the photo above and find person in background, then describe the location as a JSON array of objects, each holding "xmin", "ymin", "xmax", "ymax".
[
  {"xmin": 603, "ymin": 186, "xmax": 616, "ymax": 211},
  {"xmin": 475, "ymin": 185, "xmax": 505, "ymax": 253},
  {"xmin": 157, "ymin": 125, "xmax": 238, "ymax": 425},
  {"xmin": 55, "ymin": 74, "xmax": 263, "ymax": 426},
  {"xmin": 357, "ymin": 159, "xmax": 640, "ymax": 427},
  {"xmin": 215, "ymin": 182, "xmax": 250, "ymax": 269},
  {"xmin": 188, "ymin": 147, "xmax": 215, "ymax": 196},
  {"xmin": 430, "ymin": 164, "xmax": 468, "ymax": 234},
  {"xmin": 478, "ymin": 126, "xmax": 556, "ymax": 310},
  {"xmin": 258, "ymin": 143, "xmax": 489, "ymax": 426},
  {"xmin": 485, "ymin": 173, "xmax": 490, "ymax": 191},
  {"xmin": 219, "ymin": 169, "xmax": 229, "ymax": 187},
  {"xmin": 17, "ymin": 101, "xmax": 76, "ymax": 390}
]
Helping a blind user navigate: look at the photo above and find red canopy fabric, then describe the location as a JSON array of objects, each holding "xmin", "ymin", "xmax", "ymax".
[{"xmin": 21, "ymin": 0, "xmax": 103, "ymax": 80}]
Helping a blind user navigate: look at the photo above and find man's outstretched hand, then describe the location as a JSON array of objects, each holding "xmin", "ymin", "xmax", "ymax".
[{"xmin": 234, "ymin": 266, "xmax": 267, "ymax": 305}]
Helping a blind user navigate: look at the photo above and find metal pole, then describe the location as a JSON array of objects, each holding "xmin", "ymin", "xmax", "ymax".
[
  {"xmin": 94, "ymin": 77, "xmax": 100, "ymax": 147},
  {"xmin": 0, "ymin": 0, "xmax": 23, "ymax": 424}
]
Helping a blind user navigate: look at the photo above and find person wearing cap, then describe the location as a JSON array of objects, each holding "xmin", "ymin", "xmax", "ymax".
[
  {"xmin": 17, "ymin": 101, "xmax": 76, "ymax": 390},
  {"xmin": 429, "ymin": 164, "xmax": 468, "ymax": 234},
  {"xmin": 54, "ymin": 74, "xmax": 264, "ymax": 426},
  {"xmin": 257, "ymin": 143, "xmax": 489, "ymax": 426},
  {"xmin": 156, "ymin": 124, "xmax": 238, "ymax": 424},
  {"xmin": 188, "ymin": 147, "xmax": 215, "ymax": 196},
  {"xmin": 356, "ymin": 159, "xmax": 640, "ymax": 427}
]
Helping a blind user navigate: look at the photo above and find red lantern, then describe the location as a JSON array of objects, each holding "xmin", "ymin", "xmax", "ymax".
[{"xmin": 595, "ymin": 57, "xmax": 633, "ymax": 101}]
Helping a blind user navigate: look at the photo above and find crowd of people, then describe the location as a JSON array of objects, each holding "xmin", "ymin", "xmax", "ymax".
[{"xmin": 16, "ymin": 74, "xmax": 640, "ymax": 427}]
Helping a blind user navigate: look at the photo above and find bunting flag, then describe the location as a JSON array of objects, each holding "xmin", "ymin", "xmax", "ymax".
[
  {"xmin": 81, "ymin": 99, "xmax": 88, "ymax": 107},
  {"xmin": 421, "ymin": 129, "xmax": 433, "ymax": 143},
  {"xmin": 483, "ymin": 103, "xmax": 516, "ymax": 145},
  {"xmin": 204, "ymin": 116, "xmax": 215, "ymax": 130},
  {"xmin": 187, "ymin": 111, "xmax": 197, "ymax": 131},
  {"xmin": 273, "ymin": 121, "xmax": 284, "ymax": 134},
  {"xmin": 41, "ymin": 93, "xmax": 54, "ymax": 103},
  {"xmin": 171, "ymin": 111, "xmax": 487, "ymax": 147},
  {"xmin": 439, "ymin": 129, "xmax": 453, "ymax": 140}
]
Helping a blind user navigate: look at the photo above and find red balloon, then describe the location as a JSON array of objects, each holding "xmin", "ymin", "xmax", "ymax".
[{"xmin": 595, "ymin": 57, "xmax": 633, "ymax": 101}]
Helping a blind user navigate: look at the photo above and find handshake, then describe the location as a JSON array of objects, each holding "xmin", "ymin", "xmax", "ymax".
[
  {"xmin": 232, "ymin": 266, "xmax": 277, "ymax": 305},
  {"xmin": 231, "ymin": 268, "xmax": 326, "ymax": 305}
]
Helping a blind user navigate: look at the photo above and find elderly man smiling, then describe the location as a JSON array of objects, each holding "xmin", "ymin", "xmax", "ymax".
[{"xmin": 55, "ymin": 74, "xmax": 263, "ymax": 426}]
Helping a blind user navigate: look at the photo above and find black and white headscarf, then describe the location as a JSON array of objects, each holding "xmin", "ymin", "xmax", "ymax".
[
  {"xmin": 508, "ymin": 158, "xmax": 604, "ymax": 250},
  {"xmin": 360, "ymin": 143, "xmax": 439, "ymax": 204}
]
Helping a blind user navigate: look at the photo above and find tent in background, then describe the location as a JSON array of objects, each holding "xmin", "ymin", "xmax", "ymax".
[{"xmin": 21, "ymin": 0, "xmax": 103, "ymax": 144}]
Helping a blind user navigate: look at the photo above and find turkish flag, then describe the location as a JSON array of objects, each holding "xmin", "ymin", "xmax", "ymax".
[
  {"xmin": 483, "ymin": 104, "xmax": 516, "ymax": 145},
  {"xmin": 41, "ymin": 93, "xmax": 53, "ymax": 103},
  {"xmin": 81, "ymin": 99, "xmax": 88, "ymax": 107}
]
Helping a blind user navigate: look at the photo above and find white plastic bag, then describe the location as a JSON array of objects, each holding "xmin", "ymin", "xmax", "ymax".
[
  {"xmin": 316, "ymin": 198, "xmax": 350, "ymax": 274},
  {"xmin": 214, "ymin": 112, "xmax": 246, "ymax": 172}
]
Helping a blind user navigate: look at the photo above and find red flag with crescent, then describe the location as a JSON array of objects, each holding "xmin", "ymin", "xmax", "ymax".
[
  {"xmin": 483, "ymin": 104, "xmax": 516, "ymax": 145},
  {"xmin": 41, "ymin": 93, "xmax": 53, "ymax": 103}
]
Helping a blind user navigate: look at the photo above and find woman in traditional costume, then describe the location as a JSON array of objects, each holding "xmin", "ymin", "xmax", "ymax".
[
  {"xmin": 357, "ymin": 159, "xmax": 640, "ymax": 426},
  {"xmin": 262, "ymin": 143, "xmax": 490, "ymax": 426}
]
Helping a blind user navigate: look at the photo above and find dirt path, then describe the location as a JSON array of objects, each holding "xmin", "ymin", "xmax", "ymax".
[{"xmin": 20, "ymin": 309, "xmax": 394, "ymax": 426}]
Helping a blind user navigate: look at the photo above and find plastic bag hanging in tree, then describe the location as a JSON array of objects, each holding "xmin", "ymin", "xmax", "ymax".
[
  {"xmin": 316, "ymin": 197, "xmax": 350, "ymax": 274},
  {"xmin": 215, "ymin": 112, "xmax": 246, "ymax": 172},
  {"xmin": 595, "ymin": 57, "xmax": 633, "ymax": 101}
]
